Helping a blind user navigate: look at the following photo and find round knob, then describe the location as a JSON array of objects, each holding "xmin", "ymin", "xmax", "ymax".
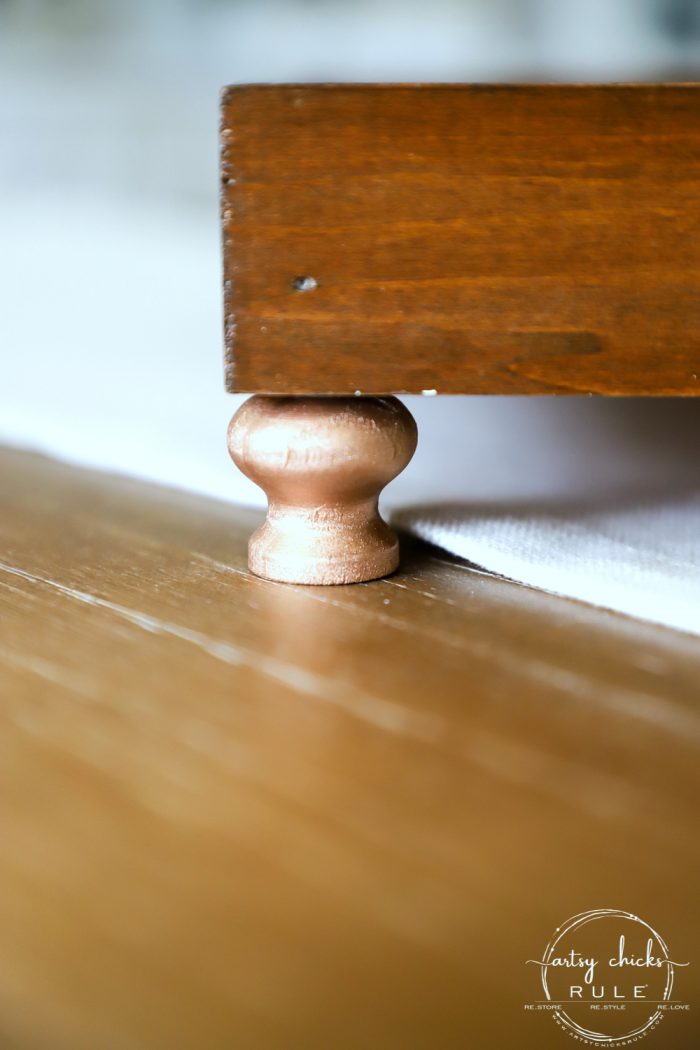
[{"xmin": 228, "ymin": 396, "xmax": 417, "ymax": 584}]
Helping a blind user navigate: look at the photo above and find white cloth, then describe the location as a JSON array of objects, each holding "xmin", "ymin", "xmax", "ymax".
[{"xmin": 395, "ymin": 489, "xmax": 700, "ymax": 636}]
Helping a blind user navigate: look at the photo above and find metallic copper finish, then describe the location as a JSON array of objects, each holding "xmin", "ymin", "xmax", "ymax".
[{"xmin": 227, "ymin": 396, "xmax": 418, "ymax": 585}]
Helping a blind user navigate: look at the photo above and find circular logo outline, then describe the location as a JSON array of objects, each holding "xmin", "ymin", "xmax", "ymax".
[{"xmin": 535, "ymin": 908, "xmax": 678, "ymax": 1045}]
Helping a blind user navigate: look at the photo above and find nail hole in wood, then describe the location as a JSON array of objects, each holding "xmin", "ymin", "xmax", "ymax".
[{"xmin": 292, "ymin": 276, "xmax": 318, "ymax": 292}]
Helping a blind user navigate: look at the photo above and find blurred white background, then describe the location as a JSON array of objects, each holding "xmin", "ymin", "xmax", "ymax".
[{"xmin": 2, "ymin": 0, "xmax": 700, "ymax": 510}]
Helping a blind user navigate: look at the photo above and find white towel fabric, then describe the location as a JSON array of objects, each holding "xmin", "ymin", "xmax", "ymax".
[{"xmin": 395, "ymin": 490, "xmax": 700, "ymax": 636}]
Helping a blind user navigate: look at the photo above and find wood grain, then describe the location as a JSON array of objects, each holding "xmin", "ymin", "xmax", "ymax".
[
  {"xmin": 221, "ymin": 83, "xmax": 700, "ymax": 395},
  {"xmin": 1, "ymin": 447, "xmax": 699, "ymax": 1048}
]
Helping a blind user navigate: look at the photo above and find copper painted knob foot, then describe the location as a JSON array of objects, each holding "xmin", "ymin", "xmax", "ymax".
[{"xmin": 228, "ymin": 396, "xmax": 418, "ymax": 585}]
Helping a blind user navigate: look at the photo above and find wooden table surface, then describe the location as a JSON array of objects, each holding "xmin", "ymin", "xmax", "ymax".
[{"xmin": 1, "ymin": 447, "xmax": 698, "ymax": 1049}]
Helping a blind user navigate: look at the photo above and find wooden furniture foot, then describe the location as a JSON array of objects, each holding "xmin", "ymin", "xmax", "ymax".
[{"xmin": 228, "ymin": 396, "xmax": 417, "ymax": 585}]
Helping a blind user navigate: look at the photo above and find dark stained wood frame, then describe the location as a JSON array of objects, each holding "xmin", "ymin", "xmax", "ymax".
[{"xmin": 221, "ymin": 83, "xmax": 700, "ymax": 396}]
